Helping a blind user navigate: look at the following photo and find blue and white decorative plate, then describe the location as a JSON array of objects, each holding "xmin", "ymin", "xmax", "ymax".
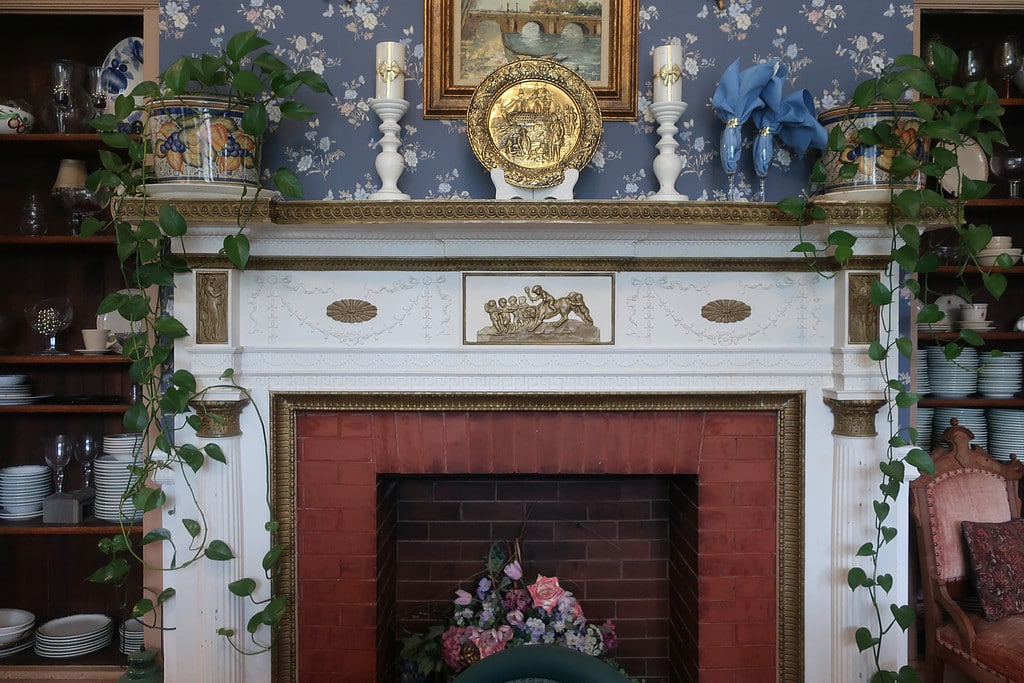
[{"xmin": 101, "ymin": 36, "xmax": 144, "ymax": 133}]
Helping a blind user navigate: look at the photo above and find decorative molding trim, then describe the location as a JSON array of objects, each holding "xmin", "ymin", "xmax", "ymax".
[
  {"xmin": 196, "ymin": 271, "xmax": 229, "ymax": 344},
  {"xmin": 270, "ymin": 391, "xmax": 805, "ymax": 683},
  {"xmin": 848, "ymin": 272, "xmax": 881, "ymax": 344},
  {"xmin": 823, "ymin": 397, "xmax": 887, "ymax": 437},
  {"xmin": 184, "ymin": 255, "xmax": 889, "ymax": 273},
  {"xmin": 187, "ymin": 398, "xmax": 250, "ymax": 437}
]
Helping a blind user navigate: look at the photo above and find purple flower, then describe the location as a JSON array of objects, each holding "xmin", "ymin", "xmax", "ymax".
[
  {"xmin": 506, "ymin": 609, "xmax": 524, "ymax": 626},
  {"xmin": 476, "ymin": 577, "xmax": 492, "ymax": 600},
  {"xmin": 454, "ymin": 589, "xmax": 472, "ymax": 606},
  {"xmin": 503, "ymin": 560, "xmax": 523, "ymax": 581}
]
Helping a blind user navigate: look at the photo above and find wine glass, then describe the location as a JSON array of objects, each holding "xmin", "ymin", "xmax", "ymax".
[
  {"xmin": 74, "ymin": 433, "xmax": 98, "ymax": 490},
  {"xmin": 720, "ymin": 118, "xmax": 742, "ymax": 200},
  {"xmin": 56, "ymin": 186, "xmax": 104, "ymax": 235},
  {"xmin": 88, "ymin": 66, "xmax": 106, "ymax": 118},
  {"xmin": 993, "ymin": 36, "xmax": 1022, "ymax": 99},
  {"xmin": 989, "ymin": 148, "xmax": 1024, "ymax": 198},
  {"xmin": 957, "ymin": 45, "xmax": 987, "ymax": 85},
  {"xmin": 753, "ymin": 128, "xmax": 773, "ymax": 202},
  {"xmin": 43, "ymin": 434, "xmax": 73, "ymax": 494},
  {"xmin": 24, "ymin": 297, "xmax": 73, "ymax": 355}
]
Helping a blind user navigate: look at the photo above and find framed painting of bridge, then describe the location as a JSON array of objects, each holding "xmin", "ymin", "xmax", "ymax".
[{"xmin": 424, "ymin": 0, "xmax": 638, "ymax": 120}]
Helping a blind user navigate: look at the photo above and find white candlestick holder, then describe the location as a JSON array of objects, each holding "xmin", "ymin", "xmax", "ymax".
[
  {"xmin": 369, "ymin": 97, "xmax": 410, "ymax": 200},
  {"xmin": 647, "ymin": 100, "xmax": 689, "ymax": 201}
]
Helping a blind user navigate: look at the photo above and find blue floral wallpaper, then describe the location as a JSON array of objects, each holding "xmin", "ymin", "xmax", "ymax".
[{"xmin": 155, "ymin": 0, "xmax": 913, "ymax": 201}]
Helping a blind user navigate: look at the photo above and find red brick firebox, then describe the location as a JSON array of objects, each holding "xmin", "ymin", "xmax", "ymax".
[{"xmin": 288, "ymin": 404, "xmax": 782, "ymax": 683}]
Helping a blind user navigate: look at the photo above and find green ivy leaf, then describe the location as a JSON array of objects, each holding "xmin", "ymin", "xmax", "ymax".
[
  {"xmin": 868, "ymin": 340, "xmax": 887, "ymax": 362},
  {"xmin": 895, "ymin": 391, "xmax": 920, "ymax": 409},
  {"xmin": 855, "ymin": 626, "xmax": 879, "ymax": 652},
  {"xmin": 157, "ymin": 588, "xmax": 176, "ymax": 605},
  {"xmin": 856, "ymin": 542, "xmax": 874, "ymax": 557},
  {"xmin": 142, "ymin": 528, "xmax": 173, "ymax": 546},
  {"xmin": 205, "ymin": 443, "xmax": 226, "ymax": 465},
  {"xmin": 178, "ymin": 444, "xmax": 205, "ymax": 472},
  {"xmin": 123, "ymin": 400, "xmax": 149, "ymax": 433},
  {"xmin": 134, "ymin": 486, "xmax": 167, "ymax": 512},
  {"xmin": 263, "ymin": 544, "xmax": 284, "ymax": 572},
  {"xmin": 873, "ymin": 500, "xmax": 890, "ymax": 522},
  {"xmin": 241, "ymin": 100, "xmax": 269, "ymax": 137},
  {"xmin": 182, "ymin": 518, "xmax": 202, "ymax": 539},
  {"xmin": 848, "ymin": 566, "xmax": 869, "ymax": 590},
  {"xmin": 223, "ymin": 234, "xmax": 251, "ymax": 270},
  {"xmin": 892, "ymin": 604, "xmax": 916, "ymax": 630},
  {"xmin": 159, "ymin": 203, "xmax": 188, "ymax": 237},
  {"xmin": 171, "ymin": 369, "xmax": 197, "ymax": 393},
  {"xmin": 870, "ymin": 280, "xmax": 893, "ymax": 307},
  {"xmin": 132, "ymin": 599, "xmax": 155, "ymax": 618},
  {"xmin": 776, "ymin": 196, "xmax": 806, "ymax": 218},
  {"xmin": 273, "ymin": 168, "xmax": 304, "ymax": 198},
  {"xmin": 87, "ymin": 557, "xmax": 131, "ymax": 584},
  {"xmin": 205, "ymin": 540, "xmax": 235, "ymax": 561},
  {"xmin": 877, "ymin": 573, "xmax": 894, "ymax": 592},
  {"xmin": 881, "ymin": 527, "xmax": 897, "ymax": 544},
  {"xmin": 880, "ymin": 460, "xmax": 905, "ymax": 482},
  {"xmin": 906, "ymin": 448, "xmax": 936, "ymax": 476},
  {"xmin": 229, "ymin": 578, "xmax": 257, "ymax": 597},
  {"xmin": 982, "ymin": 271, "xmax": 1008, "ymax": 299}
]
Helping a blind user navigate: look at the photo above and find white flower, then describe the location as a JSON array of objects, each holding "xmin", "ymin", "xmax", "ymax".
[
  {"xmin": 295, "ymin": 36, "xmax": 308, "ymax": 51},
  {"xmin": 173, "ymin": 13, "xmax": 189, "ymax": 29},
  {"xmin": 309, "ymin": 57, "xmax": 325, "ymax": 75},
  {"xmin": 362, "ymin": 13, "xmax": 378, "ymax": 30},
  {"xmin": 683, "ymin": 56, "xmax": 699, "ymax": 76},
  {"xmin": 297, "ymin": 154, "xmax": 312, "ymax": 172},
  {"xmin": 318, "ymin": 137, "xmax": 332, "ymax": 152},
  {"xmin": 855, "ymin": 35, "xmax": 869, "ymax": 51}
]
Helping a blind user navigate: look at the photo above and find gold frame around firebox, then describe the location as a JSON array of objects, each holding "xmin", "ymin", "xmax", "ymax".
[{"xmin": 270, "ymin": 391, "xmax": 805, "ymax": 683}]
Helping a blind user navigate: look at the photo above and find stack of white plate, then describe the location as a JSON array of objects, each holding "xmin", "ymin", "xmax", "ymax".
[
  {"xmin": 92, "ymin": 456, "xmax": 142, "ymax": 523},
  {"xmin": 0, "ymin": 465, "xmax": 53, "ymax": 520},
  {"xmin": 0, "ymin": 608, "xmax": 35, "ymax": 659},
  {"xmin": 978, "ymin": 351, "xmax": 1023, "ymax": 398},
  {"xmin": 932, "ymin": 407, "xmax": 987, "ymax": 449},
  {"xmin": 916, "ymin": 352, "xmax": 931, "ymax": 395},
  {"xmin": 986, "ymin": 408, "xmax": 1024, "ymax": 462},
  {"xmin": 119, "ymin": 618, "xmax": 144, "ymax": 654},
  {"xmin": 925, "ymin": 346, "xmax": 979, "ymax": 398},
  {"xmin": 103, "ymin": 433, "xmax": 144, "ymax": 462},
  {"xmin": 0, "ymin": 374, "xmax": 32, "ymax": 406},
  {"xmin": 915, "ymin": 407, "xmax": 934, "ymax": 452},
  {"xmin": 34, "ymin": 613, "xmax": 113, "ymax": 658}
]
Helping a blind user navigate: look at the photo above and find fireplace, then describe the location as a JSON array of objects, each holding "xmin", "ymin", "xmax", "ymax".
[
  {"xmin": 159, "ymin": 201, "xmax": 912, "ymax": 683},
  {"xmin": 270, "ymin": 392, "xmax": 804, "ymax": 683}
]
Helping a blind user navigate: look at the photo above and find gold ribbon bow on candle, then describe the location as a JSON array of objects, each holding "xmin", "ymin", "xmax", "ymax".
[
  {"xmin": 657, "ymin": 62, "xmax": 682, "ymax": 87},
  {"xmin": 377, "ymin": 59, "xmax": 405, "ymax": 84}
]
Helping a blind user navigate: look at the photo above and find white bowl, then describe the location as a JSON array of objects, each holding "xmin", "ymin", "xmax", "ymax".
[
  {"xmin": 0, "ymin": 104, "xmax": 34, "ymax": 135},
  {"xmin": 0, "ymin": 608, "xmax": 35, "ymax": 644},
  {"xmin": 0, "ymin": 375, "xmax": 27, "ymax": 387},
  {"xmin": 978, "ymin": 249, "xmax": 1023, "ymax": 267}
]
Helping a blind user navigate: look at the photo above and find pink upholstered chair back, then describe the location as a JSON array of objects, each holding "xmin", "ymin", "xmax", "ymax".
[{"xmin": 926, "ymin": 469, "xmax": 1014, "ymax": 582}]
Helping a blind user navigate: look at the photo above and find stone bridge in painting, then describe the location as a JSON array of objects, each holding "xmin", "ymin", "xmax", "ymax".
[{"xmin": 463, "ymin": 10, "xmax": 602, "ymax": 37}]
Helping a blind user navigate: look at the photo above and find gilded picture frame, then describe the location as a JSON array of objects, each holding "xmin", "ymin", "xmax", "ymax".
[{"xmin": 424, "ymin": 0, "xmax": 638, "ymax": 121}]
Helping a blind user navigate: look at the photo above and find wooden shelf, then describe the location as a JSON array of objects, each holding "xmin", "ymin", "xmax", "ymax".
[
  {"xmin": 0, "ymin": 235, "xmax": 115, "ymax": 246},
  {"xmin": 0, "ymin": 133, "xmax": 108, "ymax": 156},
  {"xmin": 917, "ymin": 331, "xmax": 1024, "ymax": 342},
  {"xmin": 0, "ymin": 355, "xmax": 129, "ymax": 365},
  {"xmin": 0, "ymin": 403, "xmax": 128, "ymax": 414},
  {"xmin": 920, "ymin": 396, "xmax": 1024, "ymax": 408},
  {"xmin": 0, "ymin": 518, "xmax": 141, "ymax": 535}
]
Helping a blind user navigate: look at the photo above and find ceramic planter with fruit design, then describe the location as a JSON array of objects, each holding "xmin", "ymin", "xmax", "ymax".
[{"xmin": 146, "ymin": 96, "xmax": 259, "ymax": 192}]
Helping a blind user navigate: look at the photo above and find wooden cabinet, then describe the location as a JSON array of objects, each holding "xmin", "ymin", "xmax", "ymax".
[{"xmin": 0, "ymin": 2, "xmax": 157, "ymax": 679}]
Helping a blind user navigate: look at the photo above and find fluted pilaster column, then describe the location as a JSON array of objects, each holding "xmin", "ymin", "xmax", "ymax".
[
  {"xmin": 824, "ymin": 396, "xmax": 898, "ymax": 681},
  {"xmin": 183, "ymin": 395, "xmax": 250, "ymax": 683}
]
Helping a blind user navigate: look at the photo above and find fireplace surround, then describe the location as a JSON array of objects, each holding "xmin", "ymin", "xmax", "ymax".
[{"xmin": 154, "ymin": 200, "xmax": 914, "ymax": 683}]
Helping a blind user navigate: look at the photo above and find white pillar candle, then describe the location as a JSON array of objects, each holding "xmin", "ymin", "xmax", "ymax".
[
  {"xmin": 652, "ymin": 44, "xmax": 683, "ymax": 103},
  {"xmin": 375, "ymin": 41, "xmax": 406, "ymax": 100}
]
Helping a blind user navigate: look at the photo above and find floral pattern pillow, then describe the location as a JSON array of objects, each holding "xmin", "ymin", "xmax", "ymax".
[{"xmin": 962, "ymin": 518, "xmax": 1024, "ymax": 621}]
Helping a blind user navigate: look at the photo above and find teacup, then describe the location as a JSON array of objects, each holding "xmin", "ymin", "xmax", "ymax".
[
  {"xmin": 81, "ymin": 328, "xmax": 111, "ymax": 351},
  {"xmin": 959, "ymin": 304, "xmax": 988, "ymax": 322}
]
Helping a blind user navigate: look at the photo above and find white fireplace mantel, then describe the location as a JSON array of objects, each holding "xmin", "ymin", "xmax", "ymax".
[{"xmin": 155, "ymin": 199, "xmax": 914, "ymax": 683}]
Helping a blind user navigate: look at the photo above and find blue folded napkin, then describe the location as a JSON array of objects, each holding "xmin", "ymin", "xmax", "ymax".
[
  {"xmin": 713, "ymin": 58, "xmax": 784, "ymax": 175},
  {"xmin": 751, "ymin": 88, "xmax": 827, "ymax": 177}
]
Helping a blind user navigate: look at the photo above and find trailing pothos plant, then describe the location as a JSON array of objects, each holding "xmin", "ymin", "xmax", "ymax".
[
  {"xmin": 79, "ymin": 29, "xmax": 330, "ymax": 654},
  {"xmin": 779, "ymin": 43, "xmax": 1006, "ymax": 682}
]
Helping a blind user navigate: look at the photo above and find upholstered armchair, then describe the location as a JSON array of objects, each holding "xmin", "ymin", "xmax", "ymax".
[
  {"xmin": 909, "ymin": 419, "xmax": 1024, "ymax": 682},
  {"xmin": 451, "ymin": 644, "xmax": 631, "ymax": 683}
]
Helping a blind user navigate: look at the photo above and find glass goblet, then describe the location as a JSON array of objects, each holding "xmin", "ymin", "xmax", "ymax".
[
  {"xmin": 993, "ymin": 36, "xmax": 1022, "ymax": 99},
  {"xmin": 720, "ymin": 118, "xmax": 742, "ymax": 200},
  {"xmin": 989, "ymin": 148, "xmax": 1024, "ymax": 198},
  {"xmin": 753, "ymin": 128, "xmax": 773, "ymax": 202},
  {"xmin": 56, "ymin": 186, "xmax": 104, "ymax": 235},
  {"xmin": 74, "ymin": 433, "xmax": 98, "ymax": 490},
  {"xmin": 957, "ymin": 45, "xmax": 987, "ymax": 86},
  {"xmin": 25, "ymin": 297, "xmax": 74, "ymax": 355},
  {"xmin": 43, "ymin": 434, "xmax": 73, "ymax": 494}
]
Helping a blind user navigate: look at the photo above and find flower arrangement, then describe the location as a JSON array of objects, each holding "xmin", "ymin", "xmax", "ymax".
[{"xmin": 399, "ymin": 541, "xmax": 628, "ymax": 681}]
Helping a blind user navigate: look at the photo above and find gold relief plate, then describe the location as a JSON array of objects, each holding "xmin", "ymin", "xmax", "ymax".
[{"xmin": 467, "ymin": 58, "xmax": 602, "ymax": 189}]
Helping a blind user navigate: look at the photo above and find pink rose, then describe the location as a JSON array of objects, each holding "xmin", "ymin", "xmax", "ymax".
[
  {"xmin": 528, "ymin": 574, "xmax": 567, "ymax": 613},
  {"xmin": 470, "ymin": 625, "xmax": 513, "ymax": 658}
]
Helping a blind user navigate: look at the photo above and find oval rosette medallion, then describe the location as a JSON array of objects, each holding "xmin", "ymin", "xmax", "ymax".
[{"xmin": 467, "ymin": 58, "xmax": 603, "ymax": 189}]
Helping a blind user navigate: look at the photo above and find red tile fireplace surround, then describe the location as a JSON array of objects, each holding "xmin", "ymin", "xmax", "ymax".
[{"xmin": 272, "ymin": 392, "xmax": 804, "ymax": 683}]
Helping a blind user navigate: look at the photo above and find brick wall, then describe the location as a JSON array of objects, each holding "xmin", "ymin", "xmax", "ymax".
[{"xmin": 294, "ymin": 409, "xmax": 778, "ymax": 683}]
